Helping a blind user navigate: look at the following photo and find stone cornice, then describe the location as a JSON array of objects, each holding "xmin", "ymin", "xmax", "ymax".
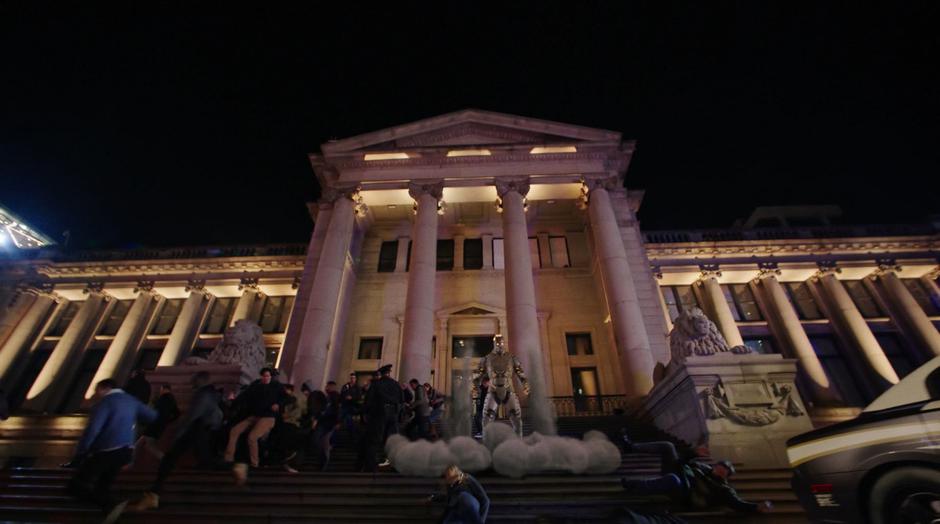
[
  {"xmin": 646, "ymin": 236, "xmax": 938, "ymax": 259},
  {"xmin": 328, "ymin": 150, "xmax": 615, "ymax": 171},
  {"xmin": 32, "ymin": 256, "xmax": 305, "ymax": 279}
]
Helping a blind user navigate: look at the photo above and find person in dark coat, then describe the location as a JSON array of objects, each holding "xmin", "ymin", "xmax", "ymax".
[
  {"xmin": 356, "ymin": 364, "xmax": 402, "ymax": 471},
  {"xmin": 124, "ymin": 369, "xmax": 151, "ymax": 405},
  {"xmin": 0, "ymin": 388, "xmax": 9, "ymax": 421},
  {"xmin": 428, "ymin": 464, "xmax": 490, "ymax": 524},
  {"xmin": 65, "ymin": 378, "xmax": 157, "ymax": 524},
  {"xmin": 133, "ymin": 384, "xmax": 179, "ymax": 463},
  {"xmin": 339, "ymin": 372, "xmax": 361, "ymax": 442},
  {"xmin": 223, "ymin": 367, "xmax": 287, "ymax": 470},
  {"xmin": 129, "ymin": 371, "xmax": 223, "ymax": 512},
  {"xmin": 619, "ymin": 433, "xmax": 773, "ymax": 514}
]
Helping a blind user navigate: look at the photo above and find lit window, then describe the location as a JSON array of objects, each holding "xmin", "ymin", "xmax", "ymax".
[
  {"xmin": 743, "ymin": 336, "xmax": 776, "ymax": 354},
  {"xmin": 363, "ymin": 152, "xmax": 409, "ymax": 161},
  {"xmin": 259, "ymin": 296, "xmax": 295, "ymax": 333},
  {"xmin": 452, "ymin": 336, "xmax": 494, "ymax": 358},
  {"xmin": 446, "ymin": 149, "xmax": 491, "ymax": 157},
  {"xmin": 151, "ymin": 299, "xmax": 185, "ymax": 335},
  {"xmin": 530, "ymin": 146, "xmax": 577, "ymax": 154},
  {"xmin": 843, "ymin": 280, "xmax": 884, "ymax": 318},
  {"xmin": 660, "ymin": 285, "xmax": 700, "ymax": 322},
  {"xmin": 99, "ymin": 299, "xmax": 134, "ymax": 336},
  {"xmin": 785, "ymin": 282, "xmax": 823, "ymax": 320},
  {"xmin": 725, "ymin": 284, "xmax": 763, "ymax": 321},
  {"xmin": 358, "ymin": 337, "xmax": 383, "ymax": 360},
  {"xmin": 202, "ymin": 297, "xmax": 237, "ymax": 334}
]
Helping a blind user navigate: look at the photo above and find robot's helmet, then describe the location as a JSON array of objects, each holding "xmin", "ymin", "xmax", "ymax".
[{"xmin": 493, "ymin": 334, "xmax": 506, "ymax": 354}]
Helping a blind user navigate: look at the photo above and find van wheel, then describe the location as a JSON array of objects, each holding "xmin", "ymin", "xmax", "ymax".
[{"xmin": 869, "ymin": 467, "xmax": 940, "ymax": 524}]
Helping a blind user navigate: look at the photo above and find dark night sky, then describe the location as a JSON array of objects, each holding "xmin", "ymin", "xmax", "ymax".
[{"xmin": 1, "ymin": 3, "xmax": 938, "ymax": 250}]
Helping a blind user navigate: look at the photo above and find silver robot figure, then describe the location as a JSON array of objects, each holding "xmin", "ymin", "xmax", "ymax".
[{"xmin": 473, "ymin": 334, "xmax": 530, "ymax": 437}]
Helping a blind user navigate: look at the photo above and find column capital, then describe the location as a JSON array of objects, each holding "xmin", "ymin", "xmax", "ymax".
[
  {"xmin": 814, "ymin": 260, "xmax": 841, "ymax": 278},
  {"xmin": 83, "ymin": 281, "xmax": 106, "ymax": 295},
  {"xmin": 320, "ymin": 184, "xmax": 361, "ymax": 203},
  {"xmin": 494, "ymin": 177, "xmax": 531, "ymax": 198},
  {"xmin": 755, "ymin": 261, "xmax": 782, "ymax": 280},
  {"xmin": 134, "ymin": 280, "xmax": 156, "ymax": 293},
  {"xmin": 185, "ymin": 279, "xmax": 207, "ymax": 292},
  {"xmin": 407, "ymin": 180, "xmax": 444, "ymax": 201},
  {"xmin": 580, "ymin": 174, "xmax": 620, "ymax": 194},
  {"xmin": 874, "ymin": 257, "xmax": 903, "ymax": 274},
  {"xmin": 697, "ymin": 263, "xmax": 722, "ymax": 279},
  {"xmin": 925, "ymin": 266, "xmax": 940, "ymax": 280},
  {"xmin": 238, "ymin": 277, "xmax": 261, "ymax": 291}
]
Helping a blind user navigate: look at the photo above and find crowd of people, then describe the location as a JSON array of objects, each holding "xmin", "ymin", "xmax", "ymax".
[{"xmin": 59, "ymin": 365, "xmax": 772, "ymax": 524}]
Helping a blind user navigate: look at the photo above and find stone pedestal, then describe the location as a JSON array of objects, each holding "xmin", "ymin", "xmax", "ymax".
[
  {"xmin": 147, "ymin": 364, "xmax": 244, "ymax": 411},
  {"xmin": 644, "ymin": 353, "xmax": 813, "ymax": 468}
]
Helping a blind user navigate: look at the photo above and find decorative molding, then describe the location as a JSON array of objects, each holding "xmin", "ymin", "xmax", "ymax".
[
  {"xmin": 291, "ymin": 276, "xmax": 301, "ymax": 290},
  {"xmin": 34, "ymin": 258, "xmax": 304, "ymax": 279},
  {"xmin": 756, "ymin": 261, "xmax": 782, "ymax": 278},
  {"xmin": 651, "ymin": 265, "xmax": 663, "ymax": 280},
  {"xmin": 393, "ymin": 122, "xmax": 548, "ymax": 147},
  {"xmin": 698, "ymin": 263, "xmax": 722, "ymax": 279},
  {"xmin": 330, "ymin": 151, "xmax": 613, "ymax": 170},
  {"xmin": 83, "ymin": 281, "xmax": 105, "ymax": 294},
  {"xmin": 581, "ymin": 174, "xmax": 620, "ymax": 194},
  {"xmin": 645, "ymin": 237, "xmax": 937, "ymax": 259},
  {"xmin": 875, "ymin": 257, "xmax": 902, "ymax": 272},
  {"xmin": 815, "ymin": 260, "xmax": 841, "ymax": 275},
  {"xmin": 238, "ymin": 277, "xmax": 260, "ymax": 291}
]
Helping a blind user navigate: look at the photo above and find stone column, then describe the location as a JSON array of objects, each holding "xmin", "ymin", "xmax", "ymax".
[
  {"xmin": 497, "ymin": 178, "xmax": 553, "ymax": 433},
  {"xmin": 158, "ymin": 284, "xmax": 213, "ymax": 366},
  {"xmin": 23, "ymin": 290, "xmax": 110, "ymax": 412},
  {"xmin": 696, "ymin": 272, "xmax": 745, "ymax": 348},
  {"xmin": 278, "ymin": 202, "xmax": 333, "ymax": 373},
  {"xmin": 399, "ymin": 181, "xmax": 442, "ymax": 384},
  {"xmin": 290, "ymin": 188, "xmax": 359, "ymax": 387},
  {"xmin": 815, "ymin": 270, "xmax": 899, "ymax": 388},
  {"xmin": 872, "ymin": 268, "xmax": 940, "ymax": 357},
  {"xmin": 85, "ymin": 286, "xmax": 163, "ymax": 399},
  {"xmin": 0, "ymin": 291, "xmax": 57, "ymax": 385},
  {"xmin": 231, "ymin": 279, "xmax": 265, "ymax": 325},
  {"xmin": 0, "ymin": 290, "xmax": 37, "ymax": 349},
  {"xmin": 756, "ymin": 273, "xmax": 841, "ymax": 404},
  {"xmin": 395, "ymin": 236, "xmax": 410, "ymax": 273},
  {"xmin": 583, "ymin": 177, "xmax": 655, "ymax": 396},
  {"xmin": 921, "ymin": 269, "xmax": 940, "ymax": 311}
]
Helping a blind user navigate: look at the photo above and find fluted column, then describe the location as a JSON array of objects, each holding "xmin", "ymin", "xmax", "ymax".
[
  {"xmin": 497, "ymin": 178, "xmax": 553, "ymax": 434},
  {"xmin": 158, "ymin": 284, "xmax": 213, "ymax": 366},
  {"xmin": 756, "ymin": 274, "xmax": 841, "ymax": 404},
  {"xmin": 814, "ymin": 270, "xmax": 898, "ymax": 388},
  {"xmin": 399, "ymin": 181, "xmax": 442, "ymax": 384},
  {"xmin": 231, "ymin": 279, "xmax": 265, "ymax": 325},
  {"xmin": 0, "ymin": 290, "xmax": 57, "ymax": 386},
  {"xmin": 696, "ymin": 272, "xmax": 744, "ymax": 348},
  {"xmin": 583, "ymin": 177, "xmax": 655, "ymax": 396},
  {"xmin": 23, "ymin": 289, "xmax": 111, "ymax": 412},
  {"xmin": 291, "ymin": 188, "xmax": 359, "ymax": 387},
  {"xmin": 279, "ymin": 202, "xmax": 333, "ymax": 373},
  {"xmin": 872, "ymin": 268, "xmax": 940, "ymax": 356},
  {"xmin": 84, "ymin": 286, "xmax": 163, "ymax": 399}
]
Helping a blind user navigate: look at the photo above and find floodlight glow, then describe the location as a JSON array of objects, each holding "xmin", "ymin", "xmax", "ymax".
[
  {"xmin": 363, "ymin": 152, "xmax": 410, "ymax": 161},
  {"xmin": 530, "ymin": 146, "xmax": 577, "ymax": 154},
  {"xmin": 446, "ymin": 149, "xmax": 491, "ymax": 157},
  {"xmin": 0, "ymin": 204, "xmax": 54, "ymax": 248}
]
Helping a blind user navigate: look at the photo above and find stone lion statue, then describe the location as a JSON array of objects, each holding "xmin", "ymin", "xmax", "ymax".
[
  {"xmin": 184, "ymin": 319, "xmax": 266, "ymax": 384},
  {"xmin": 669, "ymin": 307, "xmax": 751, "ymax": 365}
]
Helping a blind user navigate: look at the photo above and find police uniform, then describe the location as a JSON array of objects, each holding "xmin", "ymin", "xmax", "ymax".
[{"xmin": 356, "ymin": 365, "xmax": 402, "ymax": 471}]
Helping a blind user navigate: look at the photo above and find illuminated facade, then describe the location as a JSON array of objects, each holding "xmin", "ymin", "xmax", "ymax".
[{"xmin": 0, "ymin": 110, "xmax": 938, "ymax": 425}]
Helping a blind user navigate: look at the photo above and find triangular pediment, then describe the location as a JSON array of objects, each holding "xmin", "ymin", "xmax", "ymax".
[{"xmin": 321, "ymin": 109, "xmax": 621, "ymax": 155}]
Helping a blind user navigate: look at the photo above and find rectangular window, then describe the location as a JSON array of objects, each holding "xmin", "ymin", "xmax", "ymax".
[
  {"xmin": 661, "ymin": 286, "xmax": 680, "ymax": 322},
  {"xmin": 660, "ymin": 285, "xmax": 700, "ymax": 322},
  {"xmin": 99, "ymin": 299, "xmax": 134, "ymax": 336},
  {"xmin": 377, "ymin": 240, "xmax": 399, "ymax": 273},
  {"xmin": 720, "ymin": 285, "xmax": 742, "ymax": 321},
  {"xmin": 570, "ymin": 367, "xmax": 600, "ymax": 412},
  {"xmin": 463, "ymin": 238, "xmax": 484, "ymax": 270},
  {"xmin": 47, "ymin": 301, "xmax": 84, "ymax": 337},
  {"xmin": 729, "ymin": 284, "xmax": 763, "ymax": 321},
  {"xmin": 436, "ymin": 239, "xmax": 455, "ymax": 271},
  {"xmin": 265, "ymin": 347, "xmax": 279, "ymax": 367},
  {"xmin": 7, "ymin": 348, "xmax": 53, "ymax": 411},
  {"xmin": 549, "ymin": 236, "xmax": 570, "ymax": 268},
  {"xmin": 358, "ymin": 337, "xmax": 383, "ymax": 360},
  {"xmin": 843, "ymin": 280, "xmax": 884, "ymax": 318},
  {"xmin": 743, "ymin": 336, "xmax": 776, "ymax": 354},
  {"xmin": 875, "ymin": 332, "xmax": 916, "ymax": 378},
  {"xmin": 809, "ymin": 335, "xmax": 868, "ymax": 406},
  {"xmin": 529, "ymin": 237, "xmax": 541, "ymax": 269},
  {"xmin": 493, "ymin": 238, "xmax": 505, "ymax": 269},
  {"xmin": 452, "ymin": 335, "xmax": 494, "ymax": 358},
  {"xmin": 785, "ymin": 282, "xmax": 823, "ymax": 320},
  {"xmin": 151, "ymin": 298, "xmax": 185, "ymax": 335},
  {"xmin": 259, "ymin": 295, "xmax": 295, "ymax": 333},
  {"xmin": 565, "ymin": 333, "xmax": 594, "ymax": 356},
  {"xmin": 902, "ymin": 279, "xmax": 940, "ymax": 316},
  {"xmin": 202, "ymin": 297, "xmax": 236, "ymax": 334}
]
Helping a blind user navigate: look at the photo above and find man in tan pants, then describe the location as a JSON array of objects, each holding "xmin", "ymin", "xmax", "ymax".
[{"xmin": 224, "ymin": 368, "xmax": 286, "ymax": 473}]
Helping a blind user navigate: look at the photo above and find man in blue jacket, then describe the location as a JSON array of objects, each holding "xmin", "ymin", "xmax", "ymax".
[{"xmin": 66, "ymin": 378, "xmax": 157, "ymax": 523}]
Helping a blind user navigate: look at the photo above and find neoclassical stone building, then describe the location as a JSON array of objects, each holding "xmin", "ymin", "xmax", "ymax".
[{"xmin": 1, "ymin": 110, "xmax": 939, "ymax": 427}]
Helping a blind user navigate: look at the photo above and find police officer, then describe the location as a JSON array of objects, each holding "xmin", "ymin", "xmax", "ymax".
[{"xmin": 356, "ymin": 364, "xmax": 402, "ymax": 471}]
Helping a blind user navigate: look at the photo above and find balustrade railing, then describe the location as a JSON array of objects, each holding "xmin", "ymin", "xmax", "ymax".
[{"xmin": 548, "ymin": 395, "xmax": 628, "ymax": 417}]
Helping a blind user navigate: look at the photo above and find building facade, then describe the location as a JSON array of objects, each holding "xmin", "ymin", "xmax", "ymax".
[{"xmin": 1, "ymin": 110, "xmax": 938, "ymax": 422}]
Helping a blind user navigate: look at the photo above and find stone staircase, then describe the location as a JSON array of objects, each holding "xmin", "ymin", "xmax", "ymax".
[{"xmin": 0, "ymin": 416, "xmax": 805, "ymax": 523}]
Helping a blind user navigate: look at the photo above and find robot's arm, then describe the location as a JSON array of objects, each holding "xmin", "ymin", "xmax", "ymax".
[{"xmin": 513, "ymin": 355, "xmax": 531, "ymax": 395}]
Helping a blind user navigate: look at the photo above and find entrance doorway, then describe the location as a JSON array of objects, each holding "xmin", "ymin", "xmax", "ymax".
[
  {"xmin": 450, "ymin": 335, "xmax": 494, "ymax": 390},
  {"xmin": 570, "ymin": 367, "xmax": 600, "ymax": 412}
]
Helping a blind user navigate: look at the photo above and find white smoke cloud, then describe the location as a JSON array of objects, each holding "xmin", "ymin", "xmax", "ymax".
[{"xmin": 388, "ymin": 423, "xmax": 621, "ymax": 478}]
